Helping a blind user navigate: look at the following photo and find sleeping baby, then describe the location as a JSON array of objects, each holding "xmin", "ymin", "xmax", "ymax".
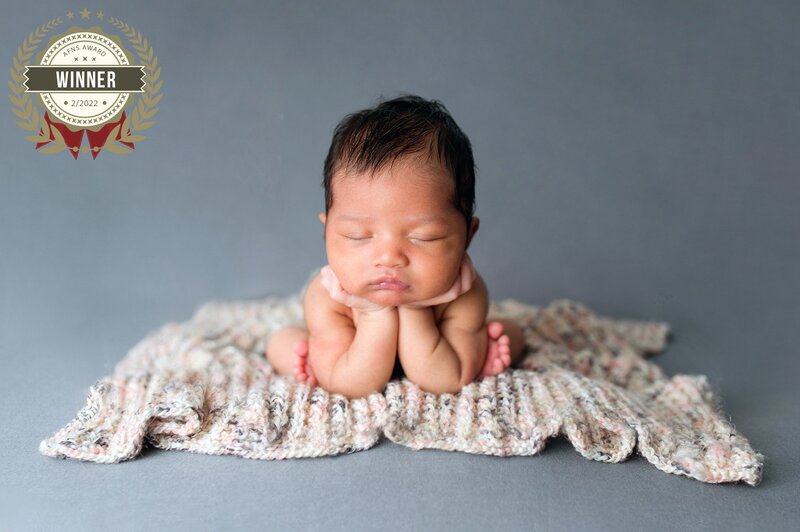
[{"xmin": 266, "ymin": 94, "xmax": 525, "ymax": 399}]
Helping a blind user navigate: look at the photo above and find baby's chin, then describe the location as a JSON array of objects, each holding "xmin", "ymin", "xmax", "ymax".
[{"xmin": 360, "ymin": 289, "xmax": 412, "ymax": 307}]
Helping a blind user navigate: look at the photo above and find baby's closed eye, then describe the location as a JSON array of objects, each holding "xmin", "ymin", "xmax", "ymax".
[
  {"xmin": 410, "ymin": 235, "xmax": 445, "ymax": 242},
  {"xmin": 341, "ymin": 233, "xmax": 447, "ymax": 243}
]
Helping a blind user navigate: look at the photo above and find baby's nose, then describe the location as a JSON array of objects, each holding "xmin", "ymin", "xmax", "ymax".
[{"xmin": 373, "ymin": 243, "xmax": 409, "ymax": 268}]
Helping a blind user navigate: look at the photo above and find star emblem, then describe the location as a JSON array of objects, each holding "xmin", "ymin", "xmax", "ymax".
[{"xmin": 79, "ymin": 8, "xmax": 91, "ymax": 19}]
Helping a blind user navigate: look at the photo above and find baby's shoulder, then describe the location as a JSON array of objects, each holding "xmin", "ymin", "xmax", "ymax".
[
  {"xmin": 303, "ymin": 271, "xmax": 354, "ymax": 323},
  {"xmin": 440, "ymin": 273, "xmax": 489, "ymax": 327},
  {"xmin": 470, "ymin": 273, "xmax": 489, "ymax": 299}
]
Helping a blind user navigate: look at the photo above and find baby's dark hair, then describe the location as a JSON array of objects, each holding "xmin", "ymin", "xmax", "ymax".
[{"xmin": 322, "ymin": 94, "xmax": 476, "ymax": 233}]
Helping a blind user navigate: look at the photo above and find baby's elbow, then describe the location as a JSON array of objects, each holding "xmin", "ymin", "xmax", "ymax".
[
  {"xmin": 413, "ymin": 356, "xmax": 475, "ymax": 395},
  {"xmin": 324, "ymin": 363, "xmax": 388, "ymax": 400},
  {"xmin": 445, "ymin": 380, "xmax": 467, "ymax": 395},
  {"xmin": 427, "ymin": 382, "xmax": 464, "ymax": 396},
  {"xmin": 335, "ymin": 380, "xmax": 385, "ymax": 400},
  {"xmin": 417, "ymin": 374, "xmax": 465, "ymax": 396}
]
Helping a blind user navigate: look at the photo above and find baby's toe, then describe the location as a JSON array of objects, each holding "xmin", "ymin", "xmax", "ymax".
[
  {"xmin": 293, "ymin": 340, "xmax": 309, "ymax": 355},
  {"xmin": 500, "ymin": 353, "xmax": 511, "ymax": 366},
  {"xmin": 493, "ymin": 358, "xmax": 504, "ymax": 373},
  {"xmin": 487, "ymin": 321, "xmax": 504, "ymax": 339}
]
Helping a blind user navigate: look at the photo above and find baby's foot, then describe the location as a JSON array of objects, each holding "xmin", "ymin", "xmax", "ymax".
[
  {"xmin": 292, "ymin": 339, "xmax": 318, "ymax": 388},
  {"xmin": 478, "ymin": 321, "xmax": 512, "ymax": 378}
]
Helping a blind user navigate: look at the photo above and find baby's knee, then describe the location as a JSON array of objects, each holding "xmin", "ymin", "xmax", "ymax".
[{"xmin": 266, "ymin": 325, "xmax": 308, "ymax": 353}]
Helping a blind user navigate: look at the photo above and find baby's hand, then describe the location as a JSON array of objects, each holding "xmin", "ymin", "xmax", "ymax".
[
  {"xmin": 320, "ymin": 265, "xmax": 391, "ymax": 314},
  {"xmin": 400, "ymin": 254, "xmax": 477, "ymax": 310}
]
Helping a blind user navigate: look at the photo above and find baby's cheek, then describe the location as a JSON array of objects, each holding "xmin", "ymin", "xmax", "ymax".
[
  {"xmin": 342, "ymin": 273, "xmax": 373, "ymax": 298},
  {"xmin": 424, "ymin": 270, "xmax": 459, "ymax": 297},
  {"xmin": 325, "ymin": 257, "xmax": 358, "ymax": 292},
  {"xmin": 339, "ymin": 275, "xmax": 363, "ymax": 296}
]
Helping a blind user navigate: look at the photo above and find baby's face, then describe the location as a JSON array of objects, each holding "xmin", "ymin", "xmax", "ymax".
[{"xmin": 321, "ymin": 155, "xmax": 478, "ymax": 307}]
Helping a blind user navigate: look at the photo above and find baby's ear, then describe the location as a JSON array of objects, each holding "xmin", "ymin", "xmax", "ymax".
[{"xmin": 318, "ymin": 212, "xmax": 327, "ymax": 224}]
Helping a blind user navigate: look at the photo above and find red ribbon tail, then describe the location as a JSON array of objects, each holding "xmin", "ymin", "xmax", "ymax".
[{"xmin": 85, "ymin": 112, "xmax": 133, "ymax": 159}]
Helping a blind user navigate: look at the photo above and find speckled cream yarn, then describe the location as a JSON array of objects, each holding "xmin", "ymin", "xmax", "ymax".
[{"xmin": 39, "ymin": 294, "xmax": 765, "ymax": 486}]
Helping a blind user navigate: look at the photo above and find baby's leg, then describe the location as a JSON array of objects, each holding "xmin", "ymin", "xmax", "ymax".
[
  {"xmin": 265, "ymin": 325, "xmax": 317, "ymax": 387},
  {"xmin": 478, "ymin": 318, "xmax": 526, "ymax": 378}
]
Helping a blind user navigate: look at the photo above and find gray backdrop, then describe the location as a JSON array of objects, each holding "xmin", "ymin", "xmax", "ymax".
[{"xmin": 1, "ymin": 1, "xmax": 797, "ymax": 530}]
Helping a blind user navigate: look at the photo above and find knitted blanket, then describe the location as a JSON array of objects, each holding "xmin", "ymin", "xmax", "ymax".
[{"xmin": 39, "ymin": 294, "xmax": 765, "ymax": 486}]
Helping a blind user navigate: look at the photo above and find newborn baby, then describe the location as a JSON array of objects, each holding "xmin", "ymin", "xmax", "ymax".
[{"xmin": 266, "ymin": 95, "xmax": 525, "ymax": 399}]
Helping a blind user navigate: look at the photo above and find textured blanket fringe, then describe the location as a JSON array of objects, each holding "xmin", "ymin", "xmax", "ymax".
[{"xmin": 39, "ymin": 296, "xmax": 764, "ymax": 486}]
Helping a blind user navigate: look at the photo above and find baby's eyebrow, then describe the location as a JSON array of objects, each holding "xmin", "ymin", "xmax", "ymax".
[{"xmin": 335, "ymin": 214, "xmax": 449, "ymax": 223}]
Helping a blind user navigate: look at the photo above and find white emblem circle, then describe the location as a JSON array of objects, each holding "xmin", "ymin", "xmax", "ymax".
[{"xmin": 38, "ymin": 32, "xmax": 130, "ymax": 127}]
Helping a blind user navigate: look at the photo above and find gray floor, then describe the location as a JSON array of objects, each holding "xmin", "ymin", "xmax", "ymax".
[{"xmin": 2, "ymin": 0, "xmax": 799, "ymax": 530}]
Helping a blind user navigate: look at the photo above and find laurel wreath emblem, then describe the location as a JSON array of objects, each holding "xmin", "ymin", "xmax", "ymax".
[{"xmin": 7, "ymin": 15, "xmax": 162, "ymax": 156}]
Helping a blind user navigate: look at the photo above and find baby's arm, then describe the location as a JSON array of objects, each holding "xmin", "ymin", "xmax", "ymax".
[
  {"xmin": 397, "ymin": 275, "xmax": 489, "ymax": 395},
  {"xmin": 304, "ymin": 274, "xmax": 398, "ymax": 399}
]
